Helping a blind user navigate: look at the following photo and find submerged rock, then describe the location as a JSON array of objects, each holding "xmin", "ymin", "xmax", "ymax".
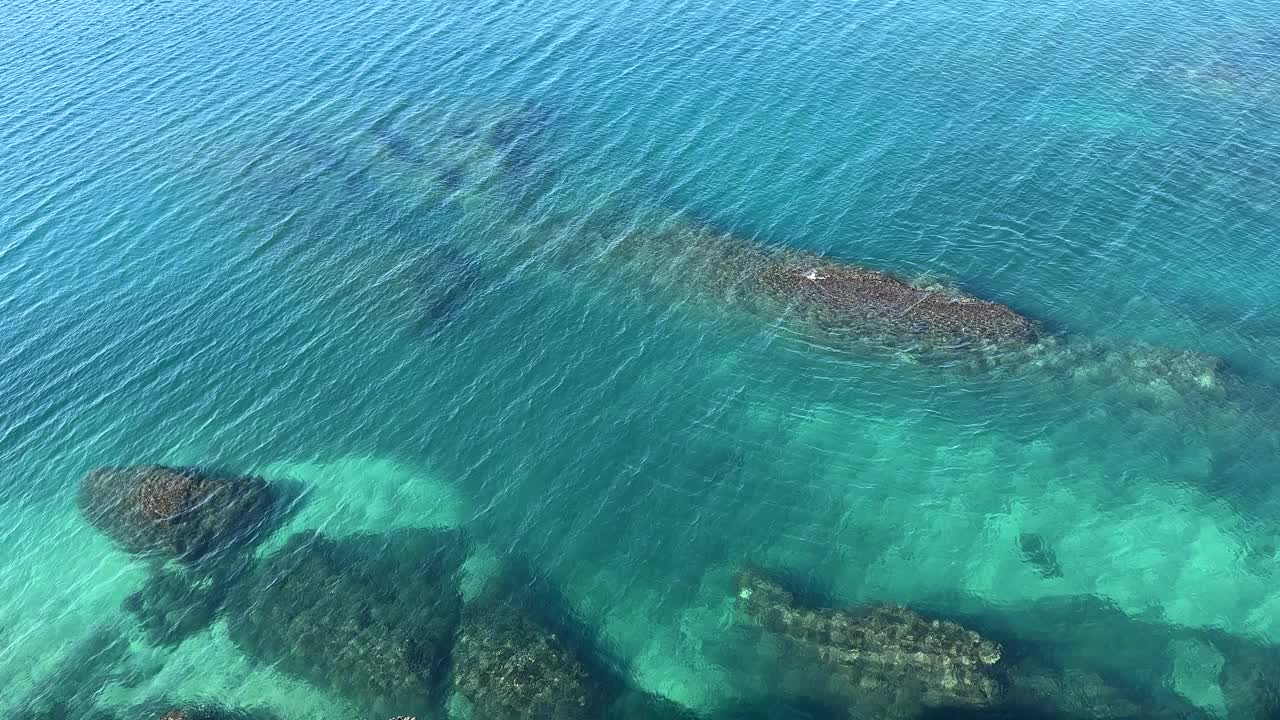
[
  {"xmin": 587, "ymin": 216, "xmax": 1039, "ymax": 352},
  {"xmin": 79, "ymin": 465, "xmax": 278, "ymax": 563},
  {"xmin": 751, "ymin": 255, "xmax": 1039, "ymax": 346},
  {"xmin": 226, "ymin": 528, "xmax": 466, "ymax": 715},
  {"xmin": 450, "ymin": 558, "xmax": 698, "ymax": 720},
  {"xmin": 452, "ymin": 597, "xmax": 601, "ymax": 720},
  {"xmin": 732, "ymin": 567, "xmax": 1004, "ymax": 716}
]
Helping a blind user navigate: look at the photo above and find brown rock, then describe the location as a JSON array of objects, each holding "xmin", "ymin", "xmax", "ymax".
[
  {"xmin": 732, "ymin": 567, "xmax": 1004, "ymax": 715},
  {"xmin": 452, "ymin": 598, "xmax": 599, "ymax": 720},
  {"xmin": 79, "ymin": 465, "xmax": 277, "ymax": 563}
]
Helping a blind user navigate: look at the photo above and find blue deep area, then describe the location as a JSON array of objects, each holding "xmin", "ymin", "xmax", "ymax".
[{"xmin": 2, "ymin": 0, "xmax": 1280, "ymax": 717}]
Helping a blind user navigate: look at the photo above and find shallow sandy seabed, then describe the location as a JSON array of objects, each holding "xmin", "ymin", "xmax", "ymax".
[{"xmin": 258, "ymin": 454, "xmax": 468, "ymax": 551}]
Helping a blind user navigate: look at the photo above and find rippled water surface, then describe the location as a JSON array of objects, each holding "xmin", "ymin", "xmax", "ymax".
[{"xmin": 3, "ymin": 0, "xmax": 1280, "ymax": 717}]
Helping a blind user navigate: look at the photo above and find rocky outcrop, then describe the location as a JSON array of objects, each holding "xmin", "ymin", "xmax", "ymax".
[
  {"xmin": 587, "ymin": 217, "xmax": 1039, "ymax": 352},
  {"xmin": 225, "ymin": 528, "xmax": 466, "ymax": 715},
  {"xmin": 732, "ymin": 567, "xmax": 1004, "ymax": 716},
  {"xmin": 78, "ymin": 465, "xmax": 278, "ymax": 563},
  {"xmin": 450, "ymin": 558, "xmax": 698, "ymax": 720},
  {"xmin": 452, "ymin": 597, "xmax": 601, "ymax": 720}
]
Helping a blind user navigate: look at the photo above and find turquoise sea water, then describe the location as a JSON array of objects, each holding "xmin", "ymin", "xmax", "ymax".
[{"xmin": 3, "ymin": 0, "xmax": 1280, "ymax": 717}]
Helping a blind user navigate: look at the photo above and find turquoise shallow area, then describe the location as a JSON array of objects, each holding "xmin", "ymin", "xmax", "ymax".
[{"xmin": 3, "ymin": 0, "xmax": 1280, "ymax": 717}]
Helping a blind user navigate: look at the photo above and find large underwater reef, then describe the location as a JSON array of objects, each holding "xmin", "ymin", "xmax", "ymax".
[{"xmin": 13, "ymin": 98, "xmax": 1280, "ymax": 720}]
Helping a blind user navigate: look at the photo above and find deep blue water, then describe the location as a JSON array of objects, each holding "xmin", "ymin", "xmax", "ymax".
[{"xmin": 2, "ymin": 0, "xmax": 1280, "ymax": 717}]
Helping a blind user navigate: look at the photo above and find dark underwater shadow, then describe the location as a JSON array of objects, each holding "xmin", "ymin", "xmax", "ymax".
[{"xmin": 402, "ymin": 242, "xmax": 492, "ymax": 340}]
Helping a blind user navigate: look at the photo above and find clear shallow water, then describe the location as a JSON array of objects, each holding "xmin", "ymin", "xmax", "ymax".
[{"xmin": 2, "ymin": 0, "xmax": 1280, "ymax": 717}]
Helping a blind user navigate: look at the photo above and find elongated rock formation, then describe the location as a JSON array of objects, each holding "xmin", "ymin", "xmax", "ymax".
[
  {"xmin": 345, "ymin": 103, "xmax": 1039, "ymax": 351},
  {"xmin": 752, "ymin": 254, "xmax": 1038, "ymax": 345},
  {"xmin": 79, "ymin": 465, "xmax": 278, "ymax": 563},
  {"xmin": 595, "ymin": 215, "xmax": 1042, "ymax": 348},
  {"xmin": 732, "ymin": 567, "xmax": 1004, "ymax": 716}
]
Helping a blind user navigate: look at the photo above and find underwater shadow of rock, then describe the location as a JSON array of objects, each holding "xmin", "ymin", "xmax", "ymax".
[
  {"xmin": 372, "ymin": 98, "xmax": 564, "ymax": 217},
  {"xmin": 225, "ymin": 527, "xmax": 468, "ymax": 716},
  {"xmin": 122, "ymin": 564, "xmax": 234, "ymax": 647},
  {"xmin": 401, "ymin": 242, "xmax": 491, "ymax": 339},
  {"xmin": 704, "ymin": 697, "xmax": 849, "ymax": 720}
]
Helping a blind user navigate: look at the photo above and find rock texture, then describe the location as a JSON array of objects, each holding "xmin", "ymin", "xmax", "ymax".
[
  {"xmin": 79, "ymin": 465, "xmax": 277, "ymax": 563},
  {"xmin": 226, "ymin": 528, "xmax": 466, "ymax": 715},
  {"xmin": 452, "ymin": 597, "xmax": 600, "ymax": 720},
  {"xmin": 589, "ymin": 217, "xmax": 1039, "ymax": 351},
  {"xmin": 752, "ymin": 255, "xmax": 1038, "ymax": 346},
  {"xmin": 732, "ymin": 567, "xmax": 1004, "ymax": 716}
]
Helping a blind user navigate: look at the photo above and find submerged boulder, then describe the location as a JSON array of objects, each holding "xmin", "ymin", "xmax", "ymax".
[
  {"xmin": 79, "ymin": 465, "xmax": 278, "ymax": 563},
  {"xmin": 450, "ymin": 558, "xmax": 697, "ymax": 720},
  {"xmin": 593, "ymin": 216, "xmax": 1039, "ymax": 351},
  {"xmin": 732, "ymin": 567, "xmax": 1004, "ymax": 716},
  {"xmin": 452, "ymin": 598, "xmax": 600, "ymax": 720},
  {"xmin": 226, "ymin": 528, "xmax": 466, "ymax": 715}
]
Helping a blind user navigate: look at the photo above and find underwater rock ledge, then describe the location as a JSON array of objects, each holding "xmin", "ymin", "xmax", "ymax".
[
  {"xmin": 730, "ymin": 567, "xmax": 1220, "ymax": 719},
  {"xmin": 732, "ymin": 567, "xmax": 1004, "ymax": 717}
]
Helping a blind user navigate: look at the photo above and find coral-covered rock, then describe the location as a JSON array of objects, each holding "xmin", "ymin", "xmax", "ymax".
[
  {"xmin": 226, "ymin": 528, "xmax": 466, "ymax": 715},
  {"xmin": 79, "ymin": 465, "xmax": 278, "ymax": 563},
  {"xmin": 732, "ymin": 567, "xmax": 1004, "ymax": 716},
  {"xmin": 451, "ymin": 597, "xmax": 600, "ymax": 720}
]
